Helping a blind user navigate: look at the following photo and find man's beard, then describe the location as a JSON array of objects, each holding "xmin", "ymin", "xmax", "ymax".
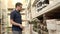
[{"xmin": 18, "ymin": 10, "xmax": 21, "ymax": 12}]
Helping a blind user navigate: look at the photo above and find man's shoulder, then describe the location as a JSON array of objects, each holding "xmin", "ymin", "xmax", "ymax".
[
  {"xmin": 10, "ymin": 10, "xmax": 16, "ymax": 16},
  {"xmin": 11, "ymin": 10, "xmax": 16, "ymax": 13}
]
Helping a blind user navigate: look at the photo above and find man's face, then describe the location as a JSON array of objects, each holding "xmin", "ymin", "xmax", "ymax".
[{"xmin": 17, "ymin": 5, "xmax": 22, "ymax": 11}]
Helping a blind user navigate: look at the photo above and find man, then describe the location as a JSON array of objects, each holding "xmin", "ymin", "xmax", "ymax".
[{"xmin": 10, "ymin": 2, "xmax": 24, "ymax": 34}]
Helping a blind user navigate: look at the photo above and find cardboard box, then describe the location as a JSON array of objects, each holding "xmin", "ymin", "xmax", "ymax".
[
  {"xmin": 56, "ymin": 21, "xmax": 60, "ymax": 31},
  {"xmin": 56, "ymin": 31, "xmax": 60, "ymax": 34},
  {"xmin": 46, "ymin": 19, "xmax": 57, "ymax": 30},
  {"xmin": 48, "ymin": 30, "xmax": 57, "ymax": 34}
]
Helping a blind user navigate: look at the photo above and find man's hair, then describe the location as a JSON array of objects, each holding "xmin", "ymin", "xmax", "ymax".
[{"xmin": 15, "ymin": 2, "xmax": 22, "ymax": 7}]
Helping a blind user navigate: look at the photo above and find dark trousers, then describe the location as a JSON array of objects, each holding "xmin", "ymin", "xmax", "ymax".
[{"xmin": 12, "ymin": 31, "xmax": 22, "ymax": 34}]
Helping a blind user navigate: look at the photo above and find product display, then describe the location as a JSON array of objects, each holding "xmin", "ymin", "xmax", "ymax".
[{"xmin": 31, "ymin": 18, "xmax": 48, "ymax": 34}]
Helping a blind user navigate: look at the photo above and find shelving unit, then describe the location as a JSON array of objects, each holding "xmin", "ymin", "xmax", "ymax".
[
  {"xmin": 1, "ymin": 9, "xmax": 8, "ymax": 34},
  {"xmin": 31, "ymin": 0, "xmax": 60, "ymax": 18},
  {"xmin": 0, "ymin": 0, "xmax": 2, "ymax": 34},
  {"xmin": 0, "ymin": 0, "xmax": 8, "ymax": 34},
  {"xmin": 31, "ymin": 16, "xmax": 48, "ymax": 34},
  {"xmin": 27, "ymin": 0, "xmax": 60, "ymax": 34}
]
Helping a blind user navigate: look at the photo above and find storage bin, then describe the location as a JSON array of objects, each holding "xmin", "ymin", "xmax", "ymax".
[
  {"xmin": 48, "ymin": 30, "xmax": 57, "ymax": 34},
  {"xmin": 56, "ymin": 21, "xmax": 60, "ymax": 31},
  {"xmin": 56, "ymin": 20, "xmax": 60, "ymax": 25},
  {"xmin": 46, "ymin": 19, "xmax": 57, "ymax": 30},
  {"xmin": 56, "ymin": 31, "xmax": 60, "ymax": 34}
]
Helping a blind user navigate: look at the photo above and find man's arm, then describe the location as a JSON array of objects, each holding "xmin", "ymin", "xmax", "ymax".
[{"xmin": 10, "ymin": 19, "xmax": 23, "ymax": 29}]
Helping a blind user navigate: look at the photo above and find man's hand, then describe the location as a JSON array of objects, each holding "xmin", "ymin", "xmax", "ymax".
[
  {"xmin": 10, "ymin": 19, "xmax": 24, "ymax": 30},
  {"xmin": 19, "ymin": 24, "xmax": 24, "ymax": 30}
]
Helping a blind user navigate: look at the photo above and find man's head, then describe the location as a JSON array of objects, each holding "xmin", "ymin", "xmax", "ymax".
[{"xmin": 15, "ymin": 2, "xmax": 22, "ymax": 11}]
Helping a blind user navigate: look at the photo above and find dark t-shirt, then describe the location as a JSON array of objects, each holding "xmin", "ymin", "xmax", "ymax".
[{"xmin": 10, "ymin": 10, "xmax": 22, "ymax": 31}]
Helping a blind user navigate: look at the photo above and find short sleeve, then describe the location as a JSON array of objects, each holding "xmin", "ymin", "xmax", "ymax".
[{"xmin": 10, "ymin": 12, "xmax": 15, "ymax": 20}]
